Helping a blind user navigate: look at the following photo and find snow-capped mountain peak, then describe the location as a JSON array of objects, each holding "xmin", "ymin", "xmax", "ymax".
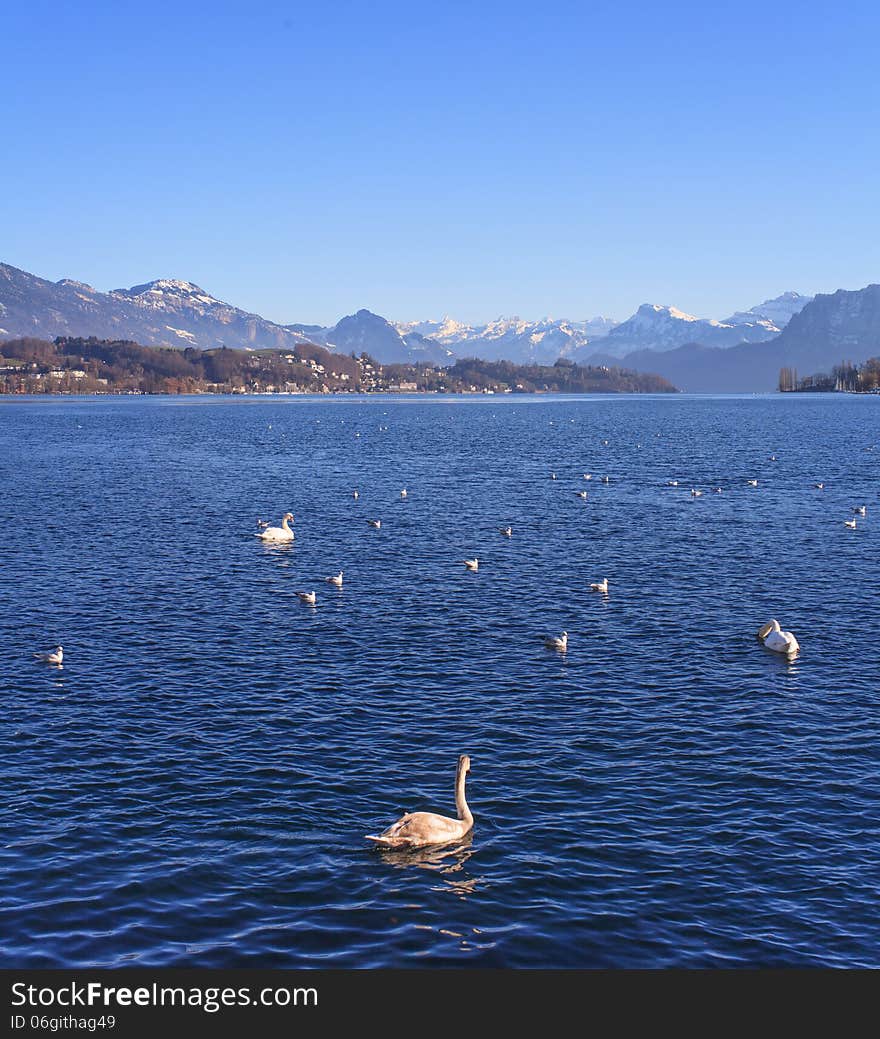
[
  {"xmin": 724, "ymin": 291, "xmax": 813, "ymax": 332},
  {"xmin": 112, "ymin": 279, "xmax": 224, "ymax": 310}
]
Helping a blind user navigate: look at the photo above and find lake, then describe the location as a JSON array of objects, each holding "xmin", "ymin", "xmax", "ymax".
[{"xmin": 1, "ymin": 392, "xmax": 878, "ymax": 967}]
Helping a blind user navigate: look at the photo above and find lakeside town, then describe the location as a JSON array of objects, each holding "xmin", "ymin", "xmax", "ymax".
[{"xmin": 0, "ymin": 336, "xmax": 676, "ymax": 396}]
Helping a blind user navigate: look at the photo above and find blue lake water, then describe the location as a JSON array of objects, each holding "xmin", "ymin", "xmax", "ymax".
[{"xmin": 1, "ymin": 392, "xmax": 878, "ymax": 968}]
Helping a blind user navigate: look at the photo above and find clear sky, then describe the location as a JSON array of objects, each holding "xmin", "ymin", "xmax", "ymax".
[{"xmin": 3, "ymin": 1, "xmax": 879, "ymax": 325}]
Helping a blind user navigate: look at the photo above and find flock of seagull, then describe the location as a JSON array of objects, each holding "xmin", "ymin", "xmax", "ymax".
[
  {"xmin": 28, "ymin": 436, "xmax": 873, "ymax": 849},
  {"xmin": 31, "ymin": 457, "xmax": 869, "ymax": 677},
  {"xmin": 243, "ymin": 463, "xmax": 869, "ymax": 663}
]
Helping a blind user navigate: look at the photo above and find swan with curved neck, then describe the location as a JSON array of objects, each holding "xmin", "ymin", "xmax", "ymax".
[
  {"xmin": 366, "ymin": 755, "xmax": 473, "ymax": 849},
  {"xmin": 256, "ymin": 512, "xmax": 294, "ymax": 542},
  {"xmin": 757, "ymin": 619, "xmax": 799, "ymax": 656}
]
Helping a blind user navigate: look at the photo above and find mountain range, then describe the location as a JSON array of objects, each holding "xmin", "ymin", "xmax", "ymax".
[{"xmin": 2, "ymin": 260, "xmax": 877, "ymax": 391}]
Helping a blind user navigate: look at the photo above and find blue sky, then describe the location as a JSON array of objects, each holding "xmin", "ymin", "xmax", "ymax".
[{"xmin": 3, "ymin": 1, "xmax": 879, "ymax": 325}]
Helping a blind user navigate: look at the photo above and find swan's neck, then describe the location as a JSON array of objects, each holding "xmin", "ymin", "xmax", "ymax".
[
  {"xmin": 455, "ymin": 765, "xmax": 472, "ymax": 825},
  {"xmin": 282, "ymin": 516, "xmax": 291, "ymax": 530}
]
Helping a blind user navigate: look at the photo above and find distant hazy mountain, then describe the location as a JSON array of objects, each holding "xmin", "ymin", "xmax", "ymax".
[
  {"xmin": 395, "ymin": 315, "xmax": 618, "ymax": 365},
  {"xmin": 723, "ymin": 290, "xmax": 812, "ymax": 333},
  {"xmin": 581, "ymin": 300, "xmax": 788, "ymax": 360},
  {"xmin": 0, "ymin": 263, "xmax": 311, "ymax": 351},
  {"xmin": 316, "ymin": 309, "xmax": 455, "ymax": 366},
  {"xmin": 0, "ymin": 263, "xmax": 456, "ymax": 366},
  {"xmin": 592, "ymin": 286, "xmax": 880, "ymax": 392}
]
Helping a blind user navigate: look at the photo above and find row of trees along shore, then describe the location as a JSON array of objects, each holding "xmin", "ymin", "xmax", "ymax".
[
  {"xmin": 779, "ymin": 358, "xmax": 880, "ymax": 393},
  {"xmin": 0, "ymin": 337, "xmax": 677, "ymax": 395}
]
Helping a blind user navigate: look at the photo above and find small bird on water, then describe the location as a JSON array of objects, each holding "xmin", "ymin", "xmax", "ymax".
[
  {"xmin": 590, "ymin": 577, "xmax": 609, "ymax": 594},
  {"xmin": 499, "ymin": 526, "xmax": 512, "ymax": 537},
  {"xmin": 325, "ymin": 571, "xmax": 344, "ymax": 587},
  {"xmin": 34, "ymin": 645, "xmax": 63, "ymax": 665},
  {"xmin": 367, "ymin": 519, "xmax": 381, "ymax": 529},
  {"xmin": 462, "ymin": 558, "xmax": 479, "ymax": 571},
  {"xmin": 543, "ymin": 631, "xmax": 568, "ymax": 652},
  {"xmin": 844, "ymin": 517, "xmax": 857, "ymax": 529},
  {"xmin": 575, "ymin": 490, "xmax": 588, "ymax": 500},
  {"xmin": 400, "ymin": 489, "xmax": 408, "ymax": 498},
  {"xmin": 353, "ymin": 490, "xmax": 360, "ymax": 499},
  {"xmin": 296, "ymin": 591, "xmax": 317, "ymax": 605}
]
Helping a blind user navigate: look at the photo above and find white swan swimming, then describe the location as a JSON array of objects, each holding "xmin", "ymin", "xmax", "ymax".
[
  {"xmin": 590, "ymin": 577, "xmax": 609, "ymax": 594},
  {"xmin": 499, "ymin": 526, "xmax": 512, "ymax": 537},
  {"xmin": 34, "ymin": 645, "xmax": 63, "ymax": 665},
  {"xmin": 543, "ymin": 630, "xmax": 568, "ymax": 652},
  {"xmin": 367, "ymin": 519, "xmax": 381, "ymax": 529},
  {"xmin": 325, "ymin": 571, "xmax": 344, "ymax": 587},
  {"xmin": 256, "ymin": 513, "xmax": 294, "ymax": 542},
  {"xmin": 844, "ymin": 517, "xmax": 857, "ymax": 529},
  {"xmin": 366, "ymin": 755, "xmax": 473, "ymax": 849},
  {"xmin": 296, "ymin": 590, "xmax": 317, "ymax": 605},
  {"xmin": 757, "ymin": 619, "xmax": 799, "ymax": 656},
  {"xmin": 462, "ymin": 558, "xmax": 479, "ymax": 571}
]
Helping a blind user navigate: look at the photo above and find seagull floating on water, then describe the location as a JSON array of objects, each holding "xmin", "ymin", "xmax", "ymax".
[
  {"xmin": 366, "ymin": 755, "xmax": 473, "ymax": 849},
  {"xmin": 713, "ymin": 487, "xmax": 723, "ymax": 494},
  {"xmin": 256, "ymin": 518, "xmax": 270, "ymax": 530},
  {"xmin": 34, "ymin": 645, "xmax": 63, "ymax": 665},
  {"xmin": 844, "ymin": 517, "xmax": 857, "ymax": 529},
  {"xmin": 575, "ymin": 491, "xmax": 588, "ymax": 499},
  {"xmin": 691, "ymin": 488, "xmax": 703, "ymax": 497},
  {"xmin": 853, "ymin": 505, "xmax": 867, "ymax": 517},
  {"xmin": 814, "ymin": 483, "xmax": 825, "ymax": 490},
  {"xmin": 543, "ymin": 631, "xmax": 568, "ymax": 652},
  {"xmin": 499, "ymin": 526, "xmax": 512, "ymax": 537},
  {"xmin": 367, "ymin": 519, "xmax": 381, "ymax": 529},
  {"xmin": 582, "ymin": 473, "xmax": 592, "ymax": 481},
  {"xmin": 601, "ymin": 476, "xmax": 610, "ymax": 484},
  {"xmin": 589, "ymin": 577, "xmax": 609, "ymax": 594},
  {"xmin": 255, "ymin": 513, "xmax": 294, "ymax": 542},
  {"xmin": 666, "ymin": 480, "xmax": 679, "ymax": 487},
  {"xmin": 325, "ymin": 571, "xmax": 344, "ymax": 587},
  {"xmin": 747, "ymin": 479, "xmax": 759, "ymax": 487},
  {"xmin": 296, "ymin": 590, "xmax": 317, "ymax": 605},
  {"xmin": 462, "ymin": 558, "xmax": 479, "ymax": 571},
  {"xmin": 352, "ymin": 490, "xmax": 360, "ymax": 499},
  {"xmin": 757, "ymin": 619, "xmax": 799, "ymax": 657},
  {"xmin": 550, "ymin": 472, "xmax": 558, "ymax": 480},
  {"xmin": 400, "ymin": 489, "xmax": 408, "ymax": 498}
]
